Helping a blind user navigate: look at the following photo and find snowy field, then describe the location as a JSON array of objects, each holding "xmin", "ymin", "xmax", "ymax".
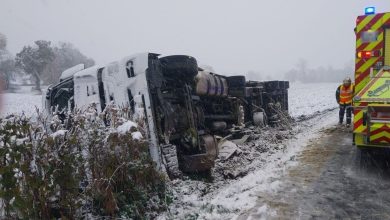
[
  {"xmin": 1, "ymin": 83, "xmax": 339, "ymax": 118},
  {"xmin": 0, "ymin": 86, "xmax": 44, "ymax": 117},
  {"xmin": 288, "ymin": 82, "xmax": 339, "ymax": 118}
]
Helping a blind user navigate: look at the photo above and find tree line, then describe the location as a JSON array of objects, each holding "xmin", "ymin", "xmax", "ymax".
[
  {"xmin": 283, "ymin": 59, "xmax": 354, "ymax": 83},
  {"xmin": 0, "ymin": 33, "xmax": 94, "ymax": 92}
]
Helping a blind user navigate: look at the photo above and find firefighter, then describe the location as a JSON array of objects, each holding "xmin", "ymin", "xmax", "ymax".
[{"xmin": 336, "ymin": 77, "xmax": 354, "ymax": 126}]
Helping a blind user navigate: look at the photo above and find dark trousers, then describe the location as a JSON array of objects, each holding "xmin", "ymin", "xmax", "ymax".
[{"xmin": 339, "ymin": 104, "xmax": 352, "ymax": 124}]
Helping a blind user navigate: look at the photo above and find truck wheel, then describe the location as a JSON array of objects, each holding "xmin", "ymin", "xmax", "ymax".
[
  {"xmin": 227, "ymin": 76, "xmax": 246, "ymax": 88},
  {"xmin": 159, "ymin": 55, "xmax": 198, "ymax": 80},
  {"xmin": 161, "ymin": 144, "xmax": 183, "ymax": 179}
]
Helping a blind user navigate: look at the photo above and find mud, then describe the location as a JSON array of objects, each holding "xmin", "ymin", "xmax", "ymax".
[{"xmin": 240, "ymin": 125, "xmax": 390, "ymax": 220}]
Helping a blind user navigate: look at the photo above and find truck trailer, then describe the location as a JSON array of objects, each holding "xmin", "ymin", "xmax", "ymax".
[{"xmin": 44, "ymin": 53, "xmax": 289, "ymax": 177}]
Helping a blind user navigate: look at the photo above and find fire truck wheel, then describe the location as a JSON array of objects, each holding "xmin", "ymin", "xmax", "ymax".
[
  {"xmin": 227, "ymin": 76, "xmax": 246, "ymax": 88},
  {"xmin": 159, "ymin": 55, "xmax": 198, "ymax": 80}
]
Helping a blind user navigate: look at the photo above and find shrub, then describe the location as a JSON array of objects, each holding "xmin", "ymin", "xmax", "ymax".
[{"xmin": 0, "ymin": 105, "xmax": 167, "ymax": 219}]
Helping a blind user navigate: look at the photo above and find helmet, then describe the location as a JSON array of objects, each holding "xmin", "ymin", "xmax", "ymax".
[{"xmin": 343, "ymin": 77, "xmax": 352, "ymax": 84}]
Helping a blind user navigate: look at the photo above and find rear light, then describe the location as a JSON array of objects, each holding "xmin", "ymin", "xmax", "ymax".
[
  {"xmin": 357, "ymin": 50, "xmax": 381, "ymax": 59},
  {"xmin": 359, "ymin": 51, "xmax": 372, "ymax": 58}
]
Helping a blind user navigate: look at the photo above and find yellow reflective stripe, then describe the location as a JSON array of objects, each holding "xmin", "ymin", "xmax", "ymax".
[
  {"xmin": 385, "ymin": 29, "xmax": 390, "ymax": 66},
  {"xmin": 354, "ymin": 133, "xmax": 365, "ymax": 145},
  {"xmin": 382, "ymin": 13, "xmax": 390, "ymax": 25},
  {"xmin": 355, "ymin": 126, "xmax": 366, "ymax": 134},
  {"xmin": 356, "ymin": 15, "xmax": 375, "ymax": 33},
  {"xmin": 353, "ymin": 107, "xmax": 366, "ymax": 133},
  {"xmin": 356, "ymin": 15, "xmax": 376, "ymax": 49},
  {"xmin": 357, "ymin": 57, "xmax": 380, "ymax": 73},
  {"xmin": 355, "ymin": 77, "xmax": 371, "ymax": 93},
  {"xmin": 356, "ymin": 39, "xmax": 362, "ymax": 50},
  {"xmin": 355, "ymin": 59, "xmax": 360, "ymax": 64},
  {"xmin": 370, "ymin": 131, "xmax": 390, "ymax": 141}
]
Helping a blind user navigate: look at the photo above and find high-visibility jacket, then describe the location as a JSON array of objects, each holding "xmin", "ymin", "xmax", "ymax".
[{"xmin": 336, "ymin": 84, "xmax": 354, "ymax": 104}]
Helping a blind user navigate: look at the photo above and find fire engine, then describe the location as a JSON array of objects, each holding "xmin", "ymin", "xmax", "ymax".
[{"xmin": 353, "ymin": 7, "xmax": 390, "ymax": 150}]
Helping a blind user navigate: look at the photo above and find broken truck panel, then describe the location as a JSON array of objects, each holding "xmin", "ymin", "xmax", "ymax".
[
  {"xmin": 43, "ymin": 52, "xmax": 289, "ymax": 177},
  {"xmin": 353, "ymin": 11, "xmax": 390, "ymax": 147},
  {"xmin": 99, "ymin": 53, "xmax": 162, "ymax": 169},
  {"xmin": 73, "ymin": 66, "xmax": 101, "ymax": 112}
]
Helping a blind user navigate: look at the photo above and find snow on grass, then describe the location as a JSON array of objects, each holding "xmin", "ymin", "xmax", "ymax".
[
  {"xmin": 116, "ymin": 121, "xmax": 143, "ymax": 140},
  {"xmin": 1, "ymin": 91, "xmax": 42, "ymax": 117},
  {"xmin": 131, "ymin": 131, "xmax": 143, "ymax": 140},
  {"xmin": 1, "ymin": 83, "xmax": 340, "ymax": 119},
  {"xmin": 289, "ymin": 82, "xmax": 339, "ymax": 118},
  {"xmin": 51, "ymin": 129, "xmax": 68, "ymax": 139},
  {"xmin": 117, "ymin": 121, "xmax": 138, "ymax": 134}
]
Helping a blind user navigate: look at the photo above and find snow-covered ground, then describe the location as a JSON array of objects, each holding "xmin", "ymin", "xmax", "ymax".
[
  {"xmin": 0, "ymin": 83, "xmax": 340, "ymax": 219},
  {"xmin": 289, "ymin": 82, "xmax": 339, "ymax": 118},
  {"xmin": 163, "ymin": 110, "xmax": 338, "ymax": 219},
  {"xmin": 1, "ymin": 83, "xmax": 339, "ymax": 118},
  {"xmin": 0, "ymin": 86, "xmax": 44, "ymax": 117},
  {"xmin": 160, "ymin": 82, "xmax": 340, "ymax": 219}
]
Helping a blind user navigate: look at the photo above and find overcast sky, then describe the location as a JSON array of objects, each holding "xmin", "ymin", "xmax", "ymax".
[{"xmin": 1, "ymin": 0, "xmax": 389, "ymax": 77}]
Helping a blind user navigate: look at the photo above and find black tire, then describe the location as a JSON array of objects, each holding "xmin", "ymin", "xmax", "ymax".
[
  {"xmin": 227, "ymin": 75, "xmax": 246, "ymax": 88},
  {"xmin": 159, "ymin": 55, "xmax": 198, "ymax": 79},
  {"xmin": 161, "ymin": 144, "xmax": 183, "ymax": 179}
]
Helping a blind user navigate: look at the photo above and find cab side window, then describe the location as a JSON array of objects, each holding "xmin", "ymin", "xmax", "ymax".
[{"xmin": 126, "ymin": 60, "xmax": 135, "ymax": 78}]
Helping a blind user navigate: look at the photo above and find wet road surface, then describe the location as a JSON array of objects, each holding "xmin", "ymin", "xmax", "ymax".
[{"xmin": 240, "ymin": 125, "xmax": 390, "ymax": 219}]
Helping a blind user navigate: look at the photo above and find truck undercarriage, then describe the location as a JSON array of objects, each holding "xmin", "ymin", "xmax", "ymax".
[{"xmin": 44, "ymin": 53, "xmax": 289, "ymax": 178}]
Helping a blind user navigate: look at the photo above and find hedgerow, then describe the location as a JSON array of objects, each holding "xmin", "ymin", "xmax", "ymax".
[{"xmin": 0, "ymin": 105, "xmax": 168, "ymax": 219}]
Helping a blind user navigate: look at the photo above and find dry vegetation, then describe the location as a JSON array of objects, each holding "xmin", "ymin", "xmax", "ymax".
[{"xmin": 0, "ymin": 105, "xmax": 168, "ymax": 219}]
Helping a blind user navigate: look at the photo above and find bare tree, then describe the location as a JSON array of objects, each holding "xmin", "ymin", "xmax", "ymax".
[
  {"xmin": 43, "ymin": 42, "xmax": 95, "ymax": 84},
  {"xmin": 0, "ymin": 33, "xmax": 6, "ymax": 51},
  {"xmin": 15, "ymin": 40, "xmax": 55, "ymax": 92},
  {"xmin": 0, "ymin": 32, "xmax": 15, "ymax": 90}
]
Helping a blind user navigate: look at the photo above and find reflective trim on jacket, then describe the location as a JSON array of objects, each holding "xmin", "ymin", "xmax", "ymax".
[{"xmin": 338, "ymin": 84, "xmax": 354, "ymax": 104}]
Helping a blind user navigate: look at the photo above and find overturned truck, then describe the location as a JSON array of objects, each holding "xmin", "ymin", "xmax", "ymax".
[{"xmin": 44, "ymin": 53, "xmax": 289, "ymax": 177}]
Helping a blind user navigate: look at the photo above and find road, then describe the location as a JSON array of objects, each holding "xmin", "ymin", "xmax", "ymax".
[{"xmin": 240, "ymin": 125, "xmax": 390, "ymax": 219}]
